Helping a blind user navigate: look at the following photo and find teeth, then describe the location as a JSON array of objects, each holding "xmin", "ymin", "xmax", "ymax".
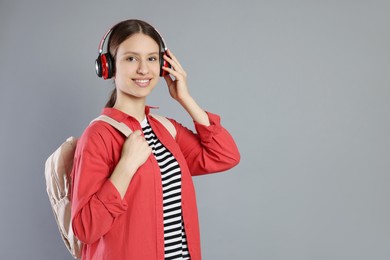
[{"xmin": 135, "ymin": 79, "xmax": 149, "ymax": 83}]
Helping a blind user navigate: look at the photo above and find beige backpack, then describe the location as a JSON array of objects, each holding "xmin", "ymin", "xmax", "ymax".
[{"xmin": 45, "ymin": 114, "xmax": 175, "ymax": 259}]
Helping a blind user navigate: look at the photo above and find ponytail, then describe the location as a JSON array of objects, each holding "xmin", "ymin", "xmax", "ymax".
[{"xmin": 105, "ymin": 88, "xmax": 117, "ymax": 108}]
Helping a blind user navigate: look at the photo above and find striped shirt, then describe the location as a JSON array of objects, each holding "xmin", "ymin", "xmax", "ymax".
[{"xmin": 141, "ymin": 118, "xmax": 191, "ymax": 260}]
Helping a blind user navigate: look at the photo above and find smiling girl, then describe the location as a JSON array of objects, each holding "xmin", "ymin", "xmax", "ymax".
[{"xmin": 71, "ymin": 19, "xmax": 240, "ymax": 260}]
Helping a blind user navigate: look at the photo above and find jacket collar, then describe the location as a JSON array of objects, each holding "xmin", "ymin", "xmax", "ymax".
[{"xmin": 102, "ymin": 106, "xmax": 158, "ymax": 123}]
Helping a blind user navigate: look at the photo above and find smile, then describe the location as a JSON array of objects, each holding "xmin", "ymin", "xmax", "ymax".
[{"xmin": 133, "ymin": 79, "xmax": 151, "ymax": 87}]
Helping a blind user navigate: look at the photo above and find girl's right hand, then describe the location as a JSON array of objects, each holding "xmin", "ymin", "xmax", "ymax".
[{"xmin": 120, "ymin": 130, "xmax": 152, "ymax": 171}]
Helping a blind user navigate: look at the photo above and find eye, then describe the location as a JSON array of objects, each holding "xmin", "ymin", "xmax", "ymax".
[
  {"xmin": 126, "ymin": 56, "xmax": 137, "ymax": 62},
  {"xmin": 148, "ymin": 56, "xmax": 158, "ymax": 62}
]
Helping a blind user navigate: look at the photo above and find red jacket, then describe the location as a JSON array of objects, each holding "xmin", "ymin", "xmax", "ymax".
[{"xmin": 71, "ymin": 107, "xmax": 240, "ymax": 260}]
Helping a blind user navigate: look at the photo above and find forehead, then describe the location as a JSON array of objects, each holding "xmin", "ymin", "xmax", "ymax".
[{"xmin": 117, "ymin": 33, "xmax": 160, "ymax": 55}]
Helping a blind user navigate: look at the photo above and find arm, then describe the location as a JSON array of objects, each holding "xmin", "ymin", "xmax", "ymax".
[
  {"xmin": 162, "ymin": 49, "xmax": 210, "ymax": 127},
  {"xmin": 71, "ymin": 127, "xmax": 127, "ymax": 244},
  {"xmin": 170, "ymin": 112, "xmax": 240, "ymax": 175},
  {"xmin": 71, "ymin": 125, "xmax": 151, "ymax": 244},
  {"xmin": 109, "ymin": 130, "xmax": 151, "ymax": 198},
  {"xmin": 162, "ymin": 49, "xmax": 240, "ymax": 175}
]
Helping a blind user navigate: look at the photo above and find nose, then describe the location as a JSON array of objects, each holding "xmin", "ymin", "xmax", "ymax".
[{"xmin": 136, "ymin": 60, "xmax": 149, "ymax": 75}]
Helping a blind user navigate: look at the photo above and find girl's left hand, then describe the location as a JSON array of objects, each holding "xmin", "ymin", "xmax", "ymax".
[{"xmin": 162, "ymin": 49, "xmax": 191, "ymax": 103}]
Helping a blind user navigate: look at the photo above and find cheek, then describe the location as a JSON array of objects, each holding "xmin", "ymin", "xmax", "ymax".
[
  {"xmin": 116, "ymin": 62, "xmax": 135, "ymax": 73},
  {"xmin": 153, "ymin": 63, "xmax": 162, "ymax": 75}
]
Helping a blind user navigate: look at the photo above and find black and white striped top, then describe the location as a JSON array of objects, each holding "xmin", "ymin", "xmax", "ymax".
[{"xmin": 141, "ymin": 118, "xmax": 191, "ymax": 260}]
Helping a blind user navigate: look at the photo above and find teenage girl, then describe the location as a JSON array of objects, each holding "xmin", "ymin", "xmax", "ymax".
[{"xmin": 71, "ymin": 19, "xmax": 240, "ymax": 260}]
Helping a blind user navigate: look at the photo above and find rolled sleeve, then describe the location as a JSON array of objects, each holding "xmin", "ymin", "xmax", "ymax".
[
  {"xmin": 193, "ymin": 112, "xmax": 223, "ymax": 143},
  {"xmin": 96, "ymin": 180, "xmax": 128, "ymax": 218},
  {"xmin": 173, "ymin": 111, "xmax": 240, "ymax": 175}
]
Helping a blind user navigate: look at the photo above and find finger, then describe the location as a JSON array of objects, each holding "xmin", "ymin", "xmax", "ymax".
[
  {"xmin": 166, "ymin": 49, "xmax": 179, "ymax": 64},
  {"xmin": 164, "ymin": 54, "xmax": 181, "ymax": 72},
  {"xmin": 163, "ymin": 73, "xmax": 174, "ymax": 85},
  {"xmin": 165, "ymin": 50, "xmax": 184, "ymax": 71},
  {"xmin": 131, "ymin": 130, "xmax": 142, "ymax": 137},
  {"xmin": 162, "ymin": 66, "xmax": 182, "ymax": 80}
]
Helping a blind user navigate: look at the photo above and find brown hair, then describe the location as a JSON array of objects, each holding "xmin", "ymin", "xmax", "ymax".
[{"xmin": 104, "ymin": 19, "xmax": 165, "ymax": 107}]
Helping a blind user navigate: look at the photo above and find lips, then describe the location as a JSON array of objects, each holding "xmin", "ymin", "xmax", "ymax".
[{"xmin": 133, "ymin": 78, "xmax": 151, "ymax": 88}]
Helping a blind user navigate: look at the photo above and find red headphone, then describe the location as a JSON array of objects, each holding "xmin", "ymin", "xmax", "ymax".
[{"xmin": 95, "ymin": 21, "xmax": 171, "ymax": 80}]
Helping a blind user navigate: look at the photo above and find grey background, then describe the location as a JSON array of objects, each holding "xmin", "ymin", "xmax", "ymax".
[{"xmin": 1, "ymin": 0, "xmax": 389, "ymax": 259}]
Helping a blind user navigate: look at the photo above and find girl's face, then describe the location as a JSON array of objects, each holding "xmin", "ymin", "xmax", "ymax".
[{"xmin": 114, "ymin": 33, "xmax": 160, "ymax": 100}]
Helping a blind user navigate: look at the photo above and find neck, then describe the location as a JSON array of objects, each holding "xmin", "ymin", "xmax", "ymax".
[{"xmin": 113, "ymin": 95, "xmax": 146, "ymax": 122}]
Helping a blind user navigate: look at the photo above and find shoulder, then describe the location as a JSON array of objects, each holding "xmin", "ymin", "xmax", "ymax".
[
  {"xmin": 77, "ymin": 120, "xmax": 119, "ymax": 155},
  {"xmin": 150, "ymin": 113, "xmax": 177, "ymax": 138}
]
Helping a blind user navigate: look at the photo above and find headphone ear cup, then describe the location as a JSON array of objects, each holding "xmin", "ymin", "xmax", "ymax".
[
  {"xmin": 95, "ymin": 55, "xmax": 103, "ymax": 78},
  {"xmin": 160, "ymin": 51, "xmax": 171, "ymax": 77},
  {"xmin": 96, "ymin": 53, "xmax": 115, "ymax": 79},
  {"xmin": 105, "ymin": 53, "xmax": 115, "ymax": 79}
]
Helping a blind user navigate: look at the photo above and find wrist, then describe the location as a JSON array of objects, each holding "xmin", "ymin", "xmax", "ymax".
[
  {"xmin": 177, "ymin": 94, "xmax": 194, "ymax": 108},
  {"xmin": 117, "ymin": 158, "xmax": 138, "ymax": 176},
  {"xmin": 178, "ymin": 96, "xmax": 211, "ymax": 126}
]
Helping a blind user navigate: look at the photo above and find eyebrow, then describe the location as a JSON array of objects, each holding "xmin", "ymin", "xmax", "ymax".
[{"xmin": 121, "ymin": 51, "xmax": 160, "ymax": 56}]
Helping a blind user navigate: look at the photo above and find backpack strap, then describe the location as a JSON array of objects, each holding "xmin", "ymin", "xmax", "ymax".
[
  {"xmin": 90, "ymin": 114, "xmax": 176, "ymax": 139},
  {"xmin": 90, "ymin": 115, "xmax": 132, "ymax": 137},
  {"xmin": 150, "ymin": 113, "xmax": 176, "ymax": 139}
]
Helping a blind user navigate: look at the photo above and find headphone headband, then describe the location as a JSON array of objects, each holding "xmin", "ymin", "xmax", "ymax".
[
  {"xmin": 97, "ymin": 22, "xmax": 168, "ymax": 55},
  {"xmin": 98, "ymin": 27, "xmax": 113, "ymax": 54}
]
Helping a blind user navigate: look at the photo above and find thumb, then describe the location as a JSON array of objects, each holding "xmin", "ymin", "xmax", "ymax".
[{"xmin": 130, "ymin": 130, "xmax": 142, "ymax": 137}]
